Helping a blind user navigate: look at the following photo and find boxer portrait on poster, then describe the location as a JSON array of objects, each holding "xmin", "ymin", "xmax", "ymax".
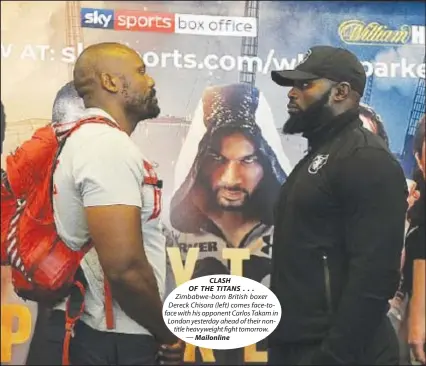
[{"xmin": 166, "ymin": 83, "xmax": 291, "ymax": 365}]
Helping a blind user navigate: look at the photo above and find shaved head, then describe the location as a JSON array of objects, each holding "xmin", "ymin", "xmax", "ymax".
[
  {"xmin": 74, "ymin": 42, "xmax": 135, "ymax": 101},
  {"xmin": 73, "ymin": 42, "xmax": 160, "ymax": 132}
]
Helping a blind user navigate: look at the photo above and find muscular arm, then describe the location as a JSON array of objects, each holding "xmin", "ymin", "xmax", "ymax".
[
  {"xmin": 86, "ymin": 205, "xmax": 176, "ymax": 344},
  {"xmin": 76, "ymin": 131, "xmax": 176, "ymax": 344},
  {"xmin": 312, "ymin": 148, "xmax": 408, "ymax": 364}
]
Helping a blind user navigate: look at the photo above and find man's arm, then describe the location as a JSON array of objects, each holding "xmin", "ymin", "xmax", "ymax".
[
  {"xmin": 311, "ymin": 147, "xmax": 408, "ymax": 364},
  {"xmin": 85, "ymin": 205, "xmax": 176, "ymax": 344},
  {"xmin": 75, "ymin": 133, "xmax": 176, "ymax": 345}
]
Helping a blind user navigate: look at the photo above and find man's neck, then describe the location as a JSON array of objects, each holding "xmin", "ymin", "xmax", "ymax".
[
  {"xmin": 304, "ymin": 107, "xmax": 359, "ymax": 150},
  {"xmin": 86, "ymin": 102, "xmax": 135, "ymax": 135}
]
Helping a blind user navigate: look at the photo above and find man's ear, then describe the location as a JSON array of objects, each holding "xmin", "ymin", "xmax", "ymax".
[
  {"xmin": 100, "ymin": 72, "xmax": 119, "ymax": 93},
  {"xmin": 333, "ymin": 82, "xmax": 351, "ymax": 102}
]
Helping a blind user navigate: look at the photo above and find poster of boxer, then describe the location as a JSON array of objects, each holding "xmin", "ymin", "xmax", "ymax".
[{"xmin": 1, "ymin": 1, "xmax": 424, "ymax": 365}]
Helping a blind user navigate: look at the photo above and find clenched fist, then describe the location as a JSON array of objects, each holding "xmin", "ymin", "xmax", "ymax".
[{"xmin": 157, "ymin": 339, "xmax": 185, "ymax": 365}]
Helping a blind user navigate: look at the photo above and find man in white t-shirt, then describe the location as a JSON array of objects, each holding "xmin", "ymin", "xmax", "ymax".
[{"xmin": 40, "ymin": 42, "xmax": 179, "ymax": 365}]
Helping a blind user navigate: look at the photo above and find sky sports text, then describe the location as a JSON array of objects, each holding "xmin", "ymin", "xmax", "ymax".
[{"xmin": 80, "ymin": 8, "xmax": 257, "ymax": 37}]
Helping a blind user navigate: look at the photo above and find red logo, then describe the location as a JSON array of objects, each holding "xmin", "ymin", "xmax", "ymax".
[{"xmin": 114, "ymin": 10, "xmax": 175, "ymax": 33}]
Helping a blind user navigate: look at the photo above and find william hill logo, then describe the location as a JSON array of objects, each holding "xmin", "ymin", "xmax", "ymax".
[{"xmin": 338, "ymin": 20, "xmax": 411, "ymax": 45}]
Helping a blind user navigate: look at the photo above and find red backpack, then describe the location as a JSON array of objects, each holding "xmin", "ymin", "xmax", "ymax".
[{"xmin": 0, "ymin": 116, "xmax": 117, "ymax": 365}]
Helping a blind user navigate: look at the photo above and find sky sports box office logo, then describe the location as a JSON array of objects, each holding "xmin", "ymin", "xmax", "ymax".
[{"xmin": 80, "ymin": 8, "xmax": 257, "ymax": 37}]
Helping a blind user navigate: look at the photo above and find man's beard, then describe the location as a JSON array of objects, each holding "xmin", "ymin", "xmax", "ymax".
[
  {"xmin": 141, "ymin": 101, "xmax": 160, "ymax": 121},
  {"xmin": 213, "ymin": 186, "xmax": 250, "ymax": 211},
  {"xmin": 283, "ymin": 89, "xmax": 334, "ymax": 135},
  {"xmin": 125, "ymin": 89, "xmax": 160, "ymax": 123},
  {"xmin": 137, "ymin": 94, "xmax": 160, "ymax": 121}
]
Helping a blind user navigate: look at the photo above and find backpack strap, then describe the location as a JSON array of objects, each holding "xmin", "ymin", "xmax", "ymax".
[
  {"xmin": 104, "ymin": 280, "xmax": 114, "ymax": 329},
  {"xmin": 61, "ymin": 271, "xmax": 114, "ymax": 365},
  {"xmin": 62, "ymin": 267, "xmax": 87, "ymax": 366},
  {"xmin": 51, "ymin": 116, "xmax": 123, "ymax": 206},
  {"xmin": 72, "ymin": 116, "xmax": 121, "ymax": 131},
  {"xmin": 56, "ymin": 116, "xmax": 122, "ymax": 152}
]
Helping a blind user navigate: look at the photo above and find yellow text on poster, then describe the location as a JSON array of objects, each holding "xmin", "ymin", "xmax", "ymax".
[{"xmin": 1, "ymin": 304, "xmax": 32, "ymax": 363}]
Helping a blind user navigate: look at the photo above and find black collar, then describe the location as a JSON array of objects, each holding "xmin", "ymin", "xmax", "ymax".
[{"xmin": 304, "ymin": 107, "xmax": 361, "ymax": 152}]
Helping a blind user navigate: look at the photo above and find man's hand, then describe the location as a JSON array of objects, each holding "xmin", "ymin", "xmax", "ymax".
[
  {"xmin": 407, "ymin": 180, "xmax": 420, "ymax": 210},
  {"xmin": 409, "ymin": 322, "xmax": 426, "ymax": 365},
  {"xmin": 157, "ymin": 340, "xmax": 185, "ymax": 365}
]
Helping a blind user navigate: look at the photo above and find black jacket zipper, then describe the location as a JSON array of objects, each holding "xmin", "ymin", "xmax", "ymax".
[{"xmin": 322, "ymin": 254, "xmax": 333, "ymax": 315}]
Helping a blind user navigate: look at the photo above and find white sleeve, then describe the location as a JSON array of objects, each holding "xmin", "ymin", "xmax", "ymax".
[{"xmin": 73, "ymin": 131, "xmax": 143, "ymax": 208}]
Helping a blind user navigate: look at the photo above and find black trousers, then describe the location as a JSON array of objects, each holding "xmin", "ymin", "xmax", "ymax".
[
  {"xmin": 38, "ymin": 310, "xmax": 159, "ymax": 365},
  {"xmin": 268, "ymin": 316, "xmax": 399, "ymax": 365},
  {"xmin": 26, "ymin": 305, "xmax": 51, "ymax": 365}
]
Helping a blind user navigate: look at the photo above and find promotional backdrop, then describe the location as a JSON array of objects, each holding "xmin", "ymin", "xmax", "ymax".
[{"xmin": 1, "ymin": 1, "xmax": 425, "ymax": 365}]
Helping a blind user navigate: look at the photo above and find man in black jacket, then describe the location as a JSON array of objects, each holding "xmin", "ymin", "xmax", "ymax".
[{"xmin": 268, "ymin": 46, "xmax": 408, "ymax": 365}]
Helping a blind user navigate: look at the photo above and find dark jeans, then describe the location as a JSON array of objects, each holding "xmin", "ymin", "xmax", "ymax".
[
  {"xmin": 268, "ymin": 316, "xmax": 399, "ymax": 365},
  {"xmin": 40, "ymin": 310, "xmax": 159, "ymax": 365}
]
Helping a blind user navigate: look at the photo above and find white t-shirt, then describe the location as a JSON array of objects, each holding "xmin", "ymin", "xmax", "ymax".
[{"xmin": 52, "ymin": 108, "xmax": 166, "ymax": 335}]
